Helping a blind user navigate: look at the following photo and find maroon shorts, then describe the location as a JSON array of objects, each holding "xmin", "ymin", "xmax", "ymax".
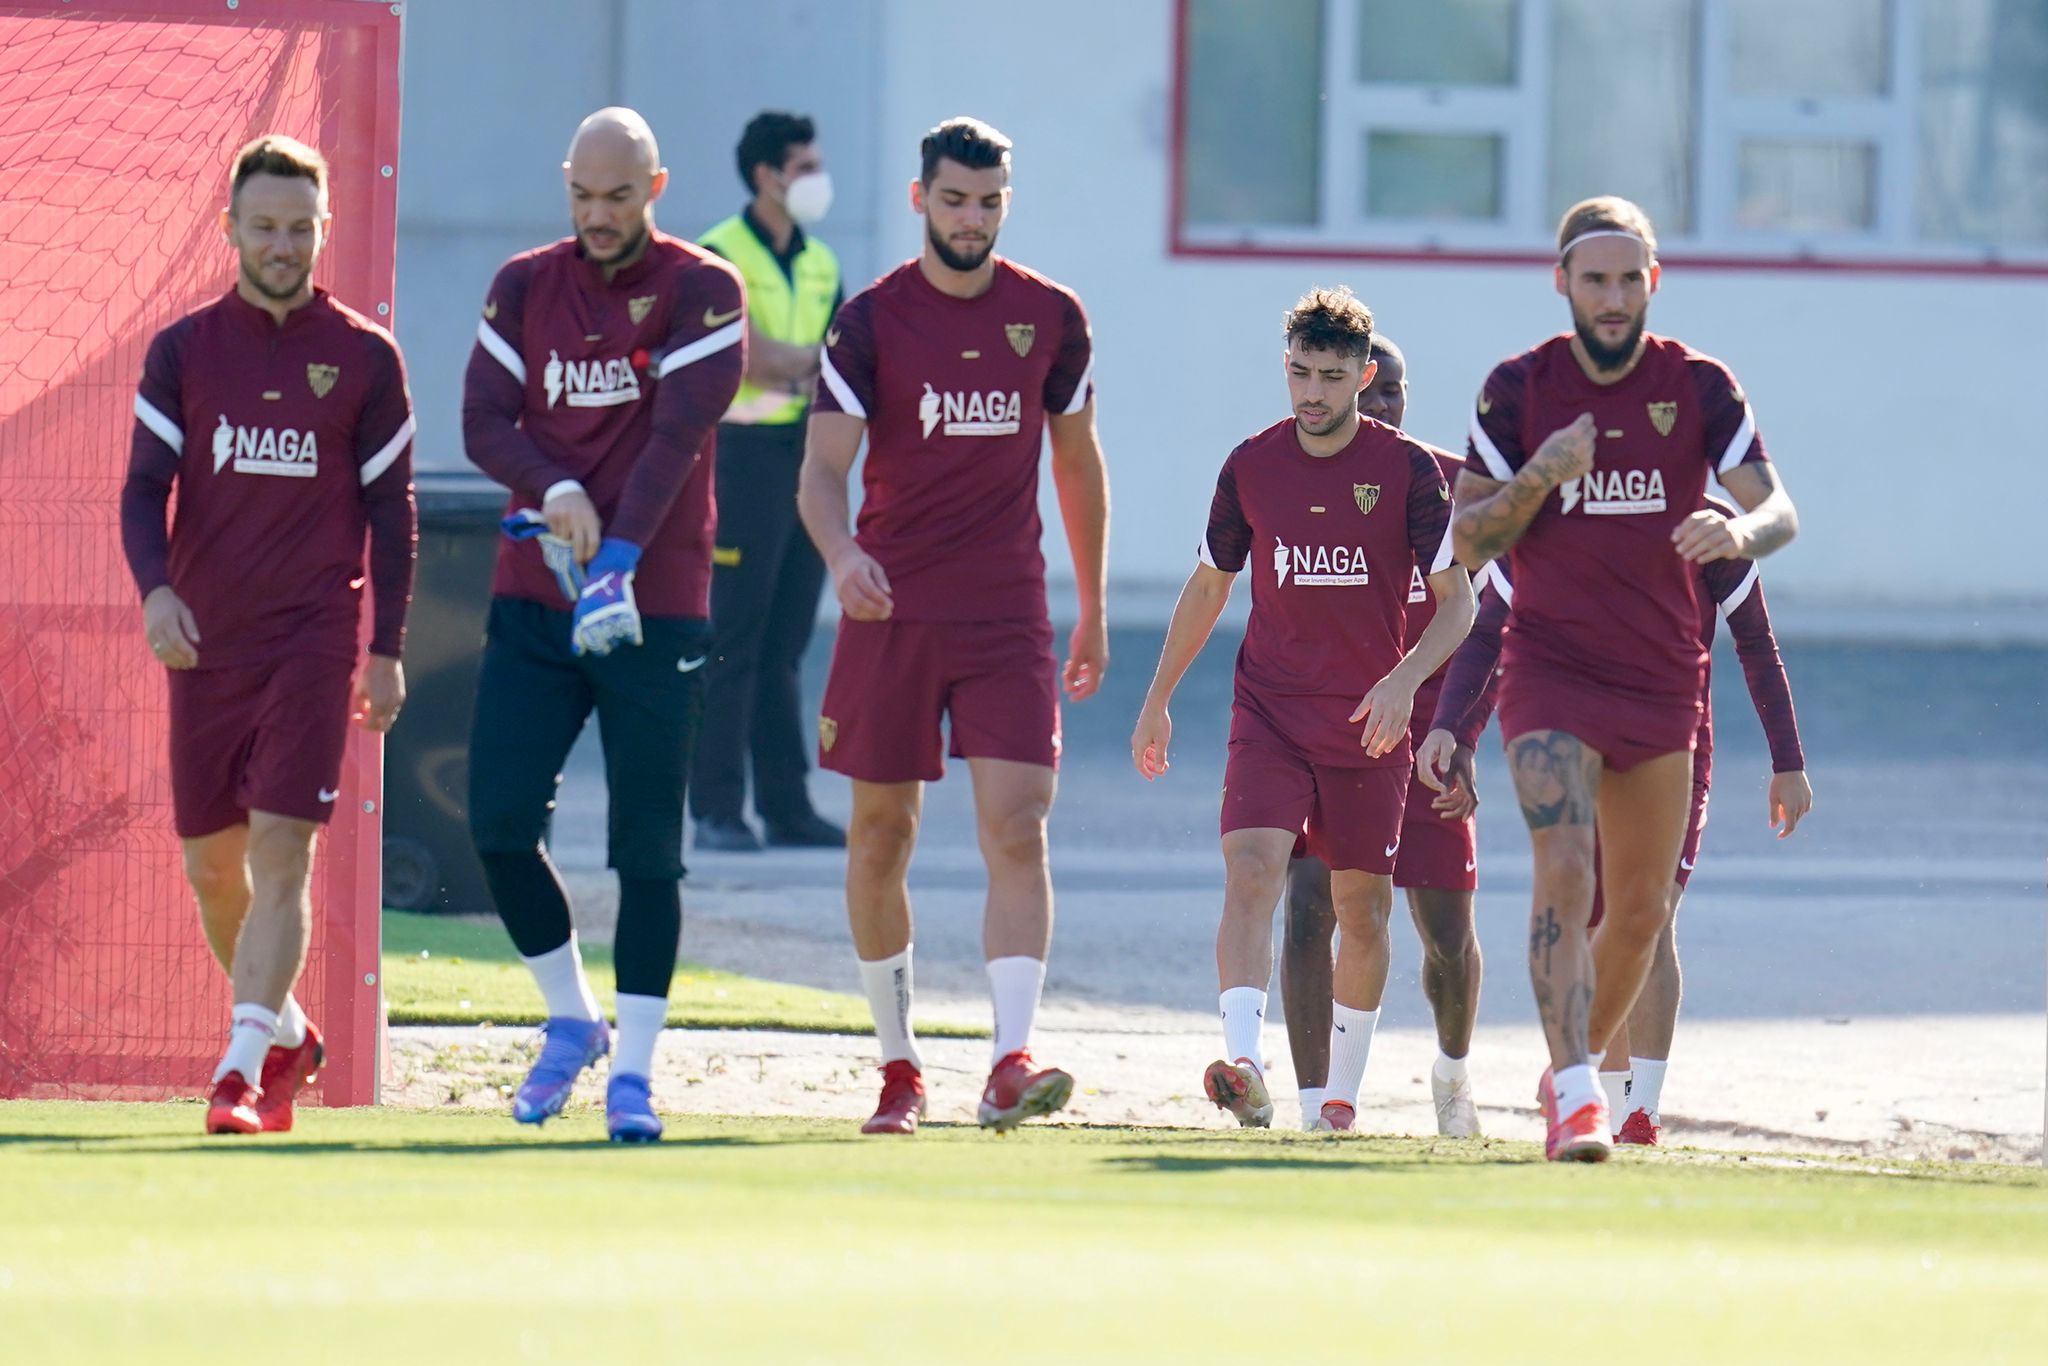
[
  {"xmin": 1393, "ymin": 767, "xmax": 1478, "ymax": 891},
  {"xmin": 1589, "ymin": 778, "xmax": 1711, "ymax": 927},
  {"xmin": 818, "ymin": 617, "xmax": 1059, "ymax": 783},
  {"xmin": 167, "ymin": 652, "xmax": 354, "ymax": 838},
  {"xmin": 1223, "ymin": 737, "xmax": 1406, "ymax": 874},
  {"xmin": 1498, "ymin": 669, "xmax": 1698, "ymax": 772}
]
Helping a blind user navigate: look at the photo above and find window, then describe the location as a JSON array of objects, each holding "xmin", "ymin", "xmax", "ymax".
[{"xmin": 1171, "ymin": 0, "xmax": 2048, "ymax": 272}]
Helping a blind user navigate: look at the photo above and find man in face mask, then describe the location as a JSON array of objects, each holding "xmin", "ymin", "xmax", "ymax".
[{"xmin": 692, "ymin": 112, "xmax": 847, "ymax": 851}]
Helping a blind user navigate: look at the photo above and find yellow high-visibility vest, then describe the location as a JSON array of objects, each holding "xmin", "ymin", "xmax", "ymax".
[{"xmin": 699, "ymin": 213, "xmax": 840, "ymax": 426}]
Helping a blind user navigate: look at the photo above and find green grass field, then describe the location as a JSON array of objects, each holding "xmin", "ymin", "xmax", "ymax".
[
  {"xmin": 3, "ymin": 1104, "xmax": 2043, "ymax": 1363},
  {"xmin": 381, "ymin": 910, "xmax": 984, "ymax": 1037}
]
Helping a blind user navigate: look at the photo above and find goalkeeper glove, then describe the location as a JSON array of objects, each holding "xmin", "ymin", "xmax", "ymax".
[
  {"xmin": 500, "ymin": 508, "xmax": 587, "ymax": 604},
  {"xmin": 572, "ymin": 538, "xmax": 644, "ymax": 657}
]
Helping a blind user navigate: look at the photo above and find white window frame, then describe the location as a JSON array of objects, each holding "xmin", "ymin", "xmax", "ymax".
[{"xmin": 1171, "ymin": 0, "xmax": 2048, "ymax": 273}]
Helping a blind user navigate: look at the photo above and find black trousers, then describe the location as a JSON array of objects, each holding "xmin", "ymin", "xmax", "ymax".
[
  {"xmin": 689, "ymin": 421, "xmax": 828, "ymax": 825},
  {"xmin": 468, "ymin": 597, "xmax": 709, "ymax": 880}
]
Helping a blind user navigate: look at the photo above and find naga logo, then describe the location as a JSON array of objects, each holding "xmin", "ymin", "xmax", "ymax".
[
  {"xmin": 213, "ymin": 415, "xmax": 318, "ymax": 477},
  {"xmin": 543, "ymin": 349, "xmax": 642, "ymax": 409},
  {"xmin": 1407, "ymin": 564, "xmax": 1428, "ymax": 604},
  {"xmin": 918, "ymin": 382, "xmax": 1022, "ymax": 439},
  {"xmin": 1272, "ymin": 536, "xmax": 1370, "ymax": 587},
  {"xmin": 1559, "ymin": 466, "xmax": 1666, "ymax": 516}
]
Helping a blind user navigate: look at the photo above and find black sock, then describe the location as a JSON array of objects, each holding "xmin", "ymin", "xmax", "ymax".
[
  {"xmin": 478, "ymin": 845, "xmax": 574, "ymax": 958},
  {"xmin": 613, "ymin": 876, "xmax": 682, "ymax": 999}
]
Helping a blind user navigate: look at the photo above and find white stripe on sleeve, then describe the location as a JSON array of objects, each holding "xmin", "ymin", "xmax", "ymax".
[
  {"xmin": 657, "ymin": 319, "xmax": 744, "ymax": 377},
  {"xmin": 358, "ymin": 413, "xmax": 416, "ymax": 486},
  {"xmin": 1468, "ymin": 410, "xmax": 1513, "ymax": 481},
  {"xmin": 134, "ymin": 394, "xmax": 184, "ymax": 455},
  {"xmin": 1717, "ymin": 562, "xmax": 1760, "ymax": 616},
  {"xmin": 1058, "ymin": 356, "xmax": 1095, "ymax": 416},
  {"xmin": 1428, "ymin": 513, "xmax": 1457, "ymax": 574},
  {"xmin": 819, "ymin": 350, "xmax": 867, "ymax": 419},
  {"xmin": 1716, "ymin": 405, "xmax": 1757, "ymax": 474},
  {"xmin": 476, "ymin": 319, "xmax": 526, "ymax": 384},
  {"xmin": 1481, "ymin": 560, "xmax": 1514, "ymax": 606}
]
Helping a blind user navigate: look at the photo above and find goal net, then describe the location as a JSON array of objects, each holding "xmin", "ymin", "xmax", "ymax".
[{"xmin": 0, "ymin": 0, "xmax": 403, "ymax": 1104}]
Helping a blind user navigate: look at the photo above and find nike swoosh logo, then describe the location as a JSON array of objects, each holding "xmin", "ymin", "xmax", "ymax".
[
  {"xmin": 1464, "ymin": 859, "xmax": 1477, "ymax": 872},
  {"xmin": 677, "ymin": 655, "xmax": 707, "ymax": 673},
  {"xmin": 483, "ymin": 300, "xmax": 497, "ymax": 320},
  {"xmin": 318, "ymin": 788, "xmax": 340, "ymax": 803},
  {"xmin": 1334, "ymin": 1023, "xmax": 1347, "ymax": 1033},
  {"xmin": 1385, "ymin": 842, "xmax": 1400, "ymax": 857},
  {"xmin": 1679, "ymin": 857, "xmax": 1696, "ymax": 870},
  {"xmin": 703, "ymin": 305, "xmax": 742, "ymax": 328},
  {"xmin": 826, "ymin": 326, "xmax": 842, "ymax": 347}
]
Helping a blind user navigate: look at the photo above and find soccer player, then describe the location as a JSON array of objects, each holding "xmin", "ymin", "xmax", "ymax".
[
  {"xmin": 799, "ymin": 117, "xmax": 1108, "ymax": 1135},
  {"xmin": 1131, "ymin": 288, "xmax": 1473, "ymax": 1130},
  {"xmin": 1422, "ymin": 514, "xmax": 1812, "ymax": 1145},
  {"xmin": 691, "ymin": 111, "xmax": 846, "ymax": 853},
  {"xmin": 1454, "ymin": 195, "xmax": 1800, "ymax": 1161},
  {"xmin": 1279, "ymin": 334, "xmax": 1485, "ymax": 1136},
  {"xmin": 121, "ymin": 135, "xmax": 417, "ymax": 1135},
  {"xmin": 462, "ymin": 109, "xmax": 745, "ymax": 1142}
]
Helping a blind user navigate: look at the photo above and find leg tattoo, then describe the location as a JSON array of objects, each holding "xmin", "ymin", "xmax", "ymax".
[{"xmin": 1510, "ymin": 733, "xmax": 1596, "ymax": 830}]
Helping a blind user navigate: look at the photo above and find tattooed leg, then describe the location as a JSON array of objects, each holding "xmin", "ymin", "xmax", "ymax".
[
  {"xmin": 1587, "ymin": 750, "xmax": 1692, "ymax": 1055},
  {"xmin": 1510, "ymin": 730, "xmax": 1601, "ymax": 1069}
]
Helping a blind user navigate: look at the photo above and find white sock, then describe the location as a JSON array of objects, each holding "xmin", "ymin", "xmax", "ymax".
[
  {"xmin": 1218, "ymin": 987, "xmax": 1266, "ymax": 1070},
  {"xmin": 1298, "ymin": 1086, "xmax": 1328, "ymax": 1130},
  {"xmin": 1552, "ymin": 1063, "xmax": 1602, "ymax": 1118},
  {"xmin": 858, "ymin": 947, "xmax": 921, "ymax": 1070},
  {"xmin": 214, "ymin": 1003, "xmax": 278, "ymax": 1083},
  {"xmin": 986, "ymin": 956, "xmax": 1046, "ymax": 1064},
  {"xmin": 1629, "ymin": 1056, "xmax": 1669, "ymax": 1118},
  {"xmin": 520, "ymin": 937, "xmax": 602, "ymax": 1023},
  {"xmin": 275, "ymin": 994, "xmax": 309, "ymax": 1049},
  {"xmin": 612, "ymin": 993, "xmax": 667, "ymax": 1080},
  {"xmin": 1600, "ymin": 1070, "xmax": 1633, "ymax": 1134},
  {"xmin": 1433, "ymin": 1051, "xmax": 1469, "ymax": 1085},
  {"xmin": 1325, "ymin": 1003, "xmax": 1379, "ymax": 1107}
]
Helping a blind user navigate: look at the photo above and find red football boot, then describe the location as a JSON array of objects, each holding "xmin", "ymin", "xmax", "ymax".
[
  {"xmin": 256, "ymin": 1023, "xmax": 325, "ymax": 1133},
  {"xmin": 1615, "ymin": 1107, "xmax": 1662, "ymax": 1147},
  {"xmin": 977, "ymin": 1049, "xmax": 1074, "ymax": 1133},
  {"xmin": 860, "ymin": 1059, "xmax": 927, "ymax": 1135},
  {"xmin": 205, "ymin": 1072, "xmax": 263, "ymax": 1135},
  {"xmin": 1537, "ymin": 1068, "xmax": 1611, "ymax": 1163}
]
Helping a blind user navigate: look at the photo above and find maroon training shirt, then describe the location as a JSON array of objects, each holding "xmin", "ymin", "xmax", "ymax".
[
  {"xmin": 462, "ymin": 232, "xmax": 745, "ymax": 618},
  {"xmin": 122, "ymin": 288, "xmax": 417, "ymax": 667},
  {"xmin": 1467, "ymin": 333, "xmax": 1770, "ymax": 708},
  {"xmin": 1403, "ymin": 447, "xmax": 1466, "ymax": 747},
  {"xmin": 812, "ymin": 258, "xmax": 1093, "ymax": 623},
  {"xmin": 1202, "ymin": 416, "xmax": 1456, "ymax": 769}
]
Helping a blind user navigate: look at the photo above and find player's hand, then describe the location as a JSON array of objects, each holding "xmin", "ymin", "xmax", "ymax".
[
  {"xmin": 353, "ymin": 653, "xmax": 406, "ymax": 732},
  {"xmin": 1769, "ymin": 769, "xmax": 1812, "ymax": 839},
  {"xmin": 1131, "ymin": 702, "xmax": 1172, "ymax": 780},
  {"xmin": 1063, "ymin": 613, "xmax": 1108, "ymax": 701},
  {"xmin": 828, "ymin": 545, "xmax": 893, "ymax": 621},
  {"xmin": 142, "ymin": 585, "xmax": 200, "ymax": 670},
  {"xmin": 1415, "ymin": 727, "xmax": 1458, "ymax": 792},
  {"xmin": 1350, "ymin": 671, "xmax": 1417, "ymax": 758},
  {"xmin": 1672, "ymin": 508, "xmax": 1750, "ymax": 564},
  {"xmin": 502, "ymin": 508, "xmax": 588, "ymax": 603},
  {"xmin": 1529, "ymin": 413, "xmax": 1596, "ymax": 488},
  {"xmin": 1432, "ymin": 744, "xmax": 1480, "ymax": 821},
  {"xmin": 571, "ymin": 538, "xmax": 644, "ymax": 657},
  {"xmin": 543, "ymin": 485, "xmax": 603, "ymax": 566}
]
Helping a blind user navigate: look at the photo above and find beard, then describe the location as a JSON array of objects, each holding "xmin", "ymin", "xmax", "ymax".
[
  {"xmin": 1294, "ymin": 406, "xmax": 1347, "ymax": 437},
  {"xmin": 1574, "ymin": 308, "xmax": 1646, "ymax": 372},
  {"xmin": 580, "ymin": 221, "xmax": 647, "ymax": 264},
  {"xmin": 241, "ymin": 256, "xmax": 310, "ymax": 301},
  {"xmin": 927, "ymin": 217, "xmax": 995, "ymax": 272}
]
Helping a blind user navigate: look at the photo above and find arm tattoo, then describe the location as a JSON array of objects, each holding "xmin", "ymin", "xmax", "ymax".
[
  {"xmin": 1509, "ymin": 732, "xmax": 1597, "ymax": 830},
  {"xmin": 1456, "ymin": 468, "xmax": 1554, "ymax": 563}
]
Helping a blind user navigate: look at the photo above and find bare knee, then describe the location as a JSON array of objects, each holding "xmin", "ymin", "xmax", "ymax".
[
  {"xmin": 1222, "ymin": 844, "xmax": 1288, "ymax": 924},
  {"xmin": 1284, "ymin": 862, "xmax": 1335, "ymax": 951},
  {"xmin": 848, "ymin": 803, "xmax": 919, "ymax": 883},
  {"xmin": 1330, "ymin": 872, "xmax": 1393, "ymax": 938},
  {"xmin": 1408, "ymin": 890, "xmax": 1476, "ymax": 963},
  {"xmin": 182, "ymin": 843, "xmax": 248, "ymax": 905},
  {"xmin": 1531, "ymin": 842, "xmax": 1597, "ymax": 911},
  {"xmin": 977, "ymin": 799, "xmax": 1049, "ymax": 873},
  {"xmin": 246, "ymin": 816, "xmax": 317, "ymax": 888}
]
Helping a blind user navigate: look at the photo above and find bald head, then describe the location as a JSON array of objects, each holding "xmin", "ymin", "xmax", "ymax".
[{"xmin": 563, "ymin": 107, "xmax": 667, "ymax": 268}]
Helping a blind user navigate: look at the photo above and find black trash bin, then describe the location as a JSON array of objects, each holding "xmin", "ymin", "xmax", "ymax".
[{"xmin": 382, "ymin": 472, "xmax": 508, "ymax": 913}]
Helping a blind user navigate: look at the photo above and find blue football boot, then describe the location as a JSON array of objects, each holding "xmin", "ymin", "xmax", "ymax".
[
  {"xmin": 605, "ymin": 1072, "xmax": 664, "ymax": 1143},
  {"xmin": 511, "ymin": 1016, "xmax": 610, "ymax": 1125}
]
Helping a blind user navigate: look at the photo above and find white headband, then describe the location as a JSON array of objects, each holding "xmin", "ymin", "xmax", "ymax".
[{"xmin": 1559, "ymin": 228, "xmax": 1651, "ymax": 260}]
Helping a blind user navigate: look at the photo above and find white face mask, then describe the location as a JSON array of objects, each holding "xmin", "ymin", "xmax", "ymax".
[{"xmin": 783, "ymin": 170, "xmax": 833, "ymax": 226}]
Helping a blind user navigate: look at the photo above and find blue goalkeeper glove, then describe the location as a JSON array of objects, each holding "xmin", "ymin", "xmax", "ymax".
[
  {"xmin": 500, "ymin": 508, "xmax": 587, "ymax": 604},
  {"xmin": 571, "ymin": 538, "xmax": 643, "ymax": 657}
]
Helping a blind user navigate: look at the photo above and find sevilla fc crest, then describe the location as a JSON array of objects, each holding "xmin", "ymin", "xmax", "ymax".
[
  {"xmin": 819, "ymin": 716, "xmax": 839, "ymax": 752},
  {"xmin": 306, "ymin": 364, "xmax": 339, "ymax": 398},
  {"xmin": 1353, "ymin": 483, "xmax": 1380, "ymax": 515},
  {"xmin": 1005, "ymin": 323, "xmax": 1035, "ymax": 357},
  {"xmin": 1647, "ymin": 400, "xmax": 1678, "ymax": 437},
  {"xmin": 628, "ymin": 294, "xmax": 658, "ymax": 325}
]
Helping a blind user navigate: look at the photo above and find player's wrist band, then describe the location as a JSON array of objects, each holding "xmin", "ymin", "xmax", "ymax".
[{"xmin": 542, "ymin": 479, "xmax": 585, "ymax": 506}]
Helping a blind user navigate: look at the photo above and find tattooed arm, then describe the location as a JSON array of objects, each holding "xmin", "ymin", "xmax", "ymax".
[{"xmin": 1452, "ymin": 414, "xmax": 1597, "ymax": 568}]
